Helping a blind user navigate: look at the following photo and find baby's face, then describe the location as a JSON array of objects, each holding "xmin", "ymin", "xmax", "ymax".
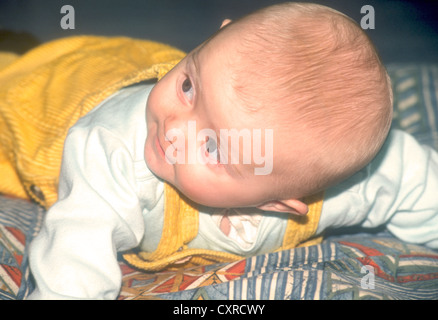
[{"xmin": 144, "ymin": 25, "xmax": 282, "ymax": 208}]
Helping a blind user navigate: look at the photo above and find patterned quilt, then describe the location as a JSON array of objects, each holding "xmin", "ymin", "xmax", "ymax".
[
  {"xmin": 119, "ymin": 232, "xmax": 438, "ymax": 300},
  {"xmin": 1, "ymin": 64, "xmax": 438, "ymax": 300}
]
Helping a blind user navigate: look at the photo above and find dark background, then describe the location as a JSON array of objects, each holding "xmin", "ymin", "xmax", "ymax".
[{"xmin": 0, "ymin": 0, "xmax": 437, "ymax": 64}]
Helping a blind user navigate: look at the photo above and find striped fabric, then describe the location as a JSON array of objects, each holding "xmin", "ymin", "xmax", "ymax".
[
  {"xmin": 0, "ymin": 196, "xmax": 44, "ymax": 300},
  {"xmin": 389, "ymin": 64, "xmax": 438, "ymax": 149},
  {"xmin": 119, "ymin": 233, "xmax": 438, "ymax": 300}
]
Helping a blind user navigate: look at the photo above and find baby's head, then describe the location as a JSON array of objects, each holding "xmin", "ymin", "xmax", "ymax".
[{"xmin": 145, "ymin": 3, "xmax": 393, "ymax": 214}]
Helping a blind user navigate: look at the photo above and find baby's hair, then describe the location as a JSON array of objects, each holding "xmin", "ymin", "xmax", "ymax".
[{"xmin": 228, "ymin": 3, "xmax": 393, "ymax": 198}]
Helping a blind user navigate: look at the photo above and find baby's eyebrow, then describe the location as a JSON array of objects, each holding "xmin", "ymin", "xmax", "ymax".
[
  {"xmin": 190, "ymin": 50, "xmax": 201, "ymax": 78},
  {"xmin": 187, "ymin": 48, "xmax": 247, "ymax": 179}
]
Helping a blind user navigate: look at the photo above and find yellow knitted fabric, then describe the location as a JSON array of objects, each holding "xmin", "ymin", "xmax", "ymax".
[
  {"xmin": 0, "ymin": 52, "xmax": 19, "ymax": 71},
  {"xmin": 0, "ymin": 36, "xmax": 185, "ymax": 208},
  {"xmin": 123, "ymin": 186, "xmax": 324, "ymax": 271}
]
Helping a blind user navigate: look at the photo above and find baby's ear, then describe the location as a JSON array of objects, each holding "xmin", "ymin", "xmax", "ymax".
[
  {"xmin": 220, "ymin": 19, "xmax": 232, "ymax": 29},
  {"xmin": 257, "ymin": 199, "xmax": 309, "ymax": 216}
]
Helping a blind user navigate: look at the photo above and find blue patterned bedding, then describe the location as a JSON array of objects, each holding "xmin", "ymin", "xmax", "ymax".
[
  {"xmin": 118, "ymin": 231, "xmax": 438, "ymax": 300},
  {"xmin": 1, "ymin": 64, "xmax": 438, "ymax": 300}
]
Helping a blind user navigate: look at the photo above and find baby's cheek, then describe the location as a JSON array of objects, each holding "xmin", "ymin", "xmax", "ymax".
[
  {"xmin": 175, "ymin": 168, "xmax": 202, "ymax": 197},
  {"xmin": 143, "ymin": 139, "xmax": 154, "ymax": 168},
  {"xmin": 174, "ymin": 167, "xmax": 219, "ymax": 206}
]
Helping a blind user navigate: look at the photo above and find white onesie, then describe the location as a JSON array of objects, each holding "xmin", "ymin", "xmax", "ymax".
[{"xmin": 28, "ymin": 83, "xmax": 438, "ymax": 299}]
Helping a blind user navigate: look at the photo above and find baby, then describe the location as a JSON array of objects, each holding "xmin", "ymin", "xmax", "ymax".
[{"xmin": 0, "ymin": 3, "xmax": 436, "ymax": 299}]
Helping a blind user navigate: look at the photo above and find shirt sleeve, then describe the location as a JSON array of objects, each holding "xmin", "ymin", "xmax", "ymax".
[
  {"xmin": 28, "ymin": 124, "xmax": 145, "ymax": 299},
  {"xmin": 319, "ymin": 129, "xmax": 438, "ymax": 248}
]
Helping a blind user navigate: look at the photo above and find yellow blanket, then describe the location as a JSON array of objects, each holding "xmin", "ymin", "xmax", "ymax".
[{"xmin": 0, "ymin": 36, "xmax": 185, "ymax": 208}]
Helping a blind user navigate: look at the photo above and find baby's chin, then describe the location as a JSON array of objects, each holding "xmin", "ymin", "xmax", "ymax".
[{"xmin": 145, "ymin": 159, "xmax": 175, "ymax": 186}]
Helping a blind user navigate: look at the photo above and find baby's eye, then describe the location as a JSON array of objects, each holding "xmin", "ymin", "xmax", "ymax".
[
  {"xmin": 182, "ymin": 77, "xmax": 194, "ymax": 101},
  {"xmin": 205, "ymin": 136, "xmax": 220, "ymax": 164}
]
